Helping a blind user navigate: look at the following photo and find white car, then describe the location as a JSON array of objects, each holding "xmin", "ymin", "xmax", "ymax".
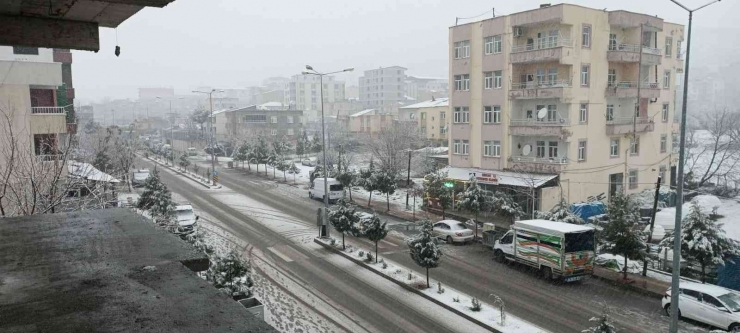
[
  {"xmin": 432, "ymin": 220, "xmax": 474, "ymax": 244},
  {"xmin": 175, "ymin": 204, "xmax": 199, "ymax": 235},
  {"xmin": 662, "ymin": 281, "xmax": 740, "ymax": 332}
]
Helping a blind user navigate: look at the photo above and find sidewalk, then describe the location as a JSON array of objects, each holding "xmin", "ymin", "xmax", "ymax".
[{"xmin": 592, "ymin": 267, "xmax": 670, "ymax": 298}]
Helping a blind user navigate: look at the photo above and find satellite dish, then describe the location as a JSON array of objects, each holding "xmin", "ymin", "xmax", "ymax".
[
  {"xmin": 522, "ymin": 144, "xmax": 532, "ymax": 156},
  {"xmin": 537, "ymin": 107, "xmax": 548, "ymax": 119}
]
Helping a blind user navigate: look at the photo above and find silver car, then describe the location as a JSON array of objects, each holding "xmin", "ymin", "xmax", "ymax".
[{"xmin": 432, "ymin": 220, "xmax": 474, "ymax": 244}]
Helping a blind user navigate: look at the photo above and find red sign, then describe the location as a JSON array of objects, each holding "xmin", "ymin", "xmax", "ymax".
[{"xmin": 476, "ymin": 173, "xmax": 499, "ymax": 185}]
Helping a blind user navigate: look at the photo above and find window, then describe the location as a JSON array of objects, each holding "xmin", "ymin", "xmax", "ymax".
[
  {"xmin": 536, "ymin": 69, "xmax": 546, "ymax": 85},
  {"xmin": 287, "ymin": 116, "xmax": 294, "ymax": 124},
  {"xmin": 455, "ymin": 74, "xmax": 470, "ymax": 91},
  {"xmin": 462, "ymin": 140, "xmax": 469, "ymax": 155},
  {"xmin": 547, "ymin": 105, "xmax": 557, "ymax": 122},
  {"xmin": 485, "ymin": 141, "xmax": 501, "ymax": 157},
  {"xmin": 629, "ymin": 170, "xmax": 638, "ymax": 189},
  {"xmin": 492, "ymin": 141, "xmax": 501, "ymax": 157},
  {"xmin": 610, "ymin": 138, "xmax": 620, "ymax": 157},
  {"xmin": 454, "ymin": 40, "xmax": 470, "ymax": 59},
  {"xmin": 453, "ymin": 140, "xmax": 461, "ymax": 154},
  {"xmin": 579, "ymin": 104, "xmax": 588, "ymax": 123},
  {"xmin": 536, "ymin": 141, "xmax": 546, "ymax": 158},
  {"xmin": 409, "ymin": 113, "xmax": 416, "ymax": 119},
  {"xmin": 660, "ymin": 135, "xmax": 667, "ymax": 153},
  {"xmin": 271, "ymin": 129, "xmax": 278, "ymax": 136},
  {"xmin": 608, "ymin": 33, "xmax": 617, "ymax": 51},
  {"xmin": 271, "ymin": 116, "xmax": 278, "ymax": 123},
  {"xmin": 287, "ymin": 128, "xmax": 294, "ymax": 136},
  {"xmin": 484, "ymin": 106, "xmax": 492, "ymax": 124},
  {"xmin": 662, "ymin": 103, "xmax": 669, "ymax": 121},
  {"xmin": 463, "ymin": 74, "xmax": 470, "ymax": 90},
  {"xmin": 630, "ymin": 137, "xmax": 640, "ymax": 155},
  {"xmin": 665, "ymin": 37, "xmax": 673, "ymax": 57},
  {"xmin": 484, "ymin": 72, "xmax": 493, "ymax": 89},
  {"xmin": 582, "ymin": 24, "xmax": 591, "ymax": 48},
  {"xmin": 677, "ymin": 40, "xmax": 683, "ymax": 59},
  {"xmin": 421, "ymin": 126, "xmax": 426, "ymax": 134},
  {"xmin": 484, "ymin": 141, "xmax": 492, "ymax": 156},
  {"xmin": 703, "ymin": 294, "xmax": 724, "ymax": 308},
  {"xmin": 606, "ymin": 105, "xmax": 614, "ymax": 121},
  {"xmin": 548, "ymin": 141, "xmax": 559, "ymax": 158},
  {"xmin": 659, "ymin": 165, "xmax": 667, "ymax": 184},
  {"xmin": 494, "ymin": 71, "xmax": 502, "ymax": 89},
  {"xmin": 547, "ymin": 68, "xmax": 557, "ymax": 85},
  {"xmin": 13, "ymin": 46, "xmax": 39, "ymax": 55},
  {"xmin": 581, "ymin": 65, "xmax": 590, "ymax": 87},
  {"xmin": 454, "ymin": 107, "xmax": 461, "ymax": 123},
  {"xmin": 455, "ymin": 75, "xmax": 462, "ymax": 90},
  {"xmin": 484, "ymin": 37, "xmax": 494, "ymax": 55},
  {"xmin": 244, "ymin": 115, "xmax": 267, "ymax": 123},
  {"xmin": 493, "ymin": 106, "xmax": 501, "ymax": 123},
  {"xmin": 681, "ymin": 289, "xmax": 702, "ymax": 301},
  {"xmin": 578, "ymin": 140, "xmax": 587, "ymax": 161},
  {"xmin": 441, "ymin": 126, "xmax": 447, "ymax": 134},
  {"xmin": 440, "ymin": 111, "xmax": 446, "ymax": 119},
  {"xmin": 453, "ymin": 107, "xmax": 469, "ymax": 123},
  {"xmin": 484, "ymin": 36, "xmax": 502, "ymax": 55},
  {"xmin": 607, "ymin": 69, "xmax": 616, "ymax": 86},
  {"xmin": 664, "ymin": 70, "xmax": 671, "ymax": 89},
  {"xmin": 462, "ymin": 107, "xmax": 470, "ymax": 123},
  {"xmin": 421, "ymin": 112, "xmax": 426, "ymax": 120}
]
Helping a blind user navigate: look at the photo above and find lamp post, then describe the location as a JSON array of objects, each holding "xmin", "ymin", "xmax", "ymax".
[
  {"xmin": 666, "ymin": 1, "xmax": 722, "ymax": 332},
  {"xmin": 301, "ymin": 65, "xmax": 354, "ymax": 234},
  {"xmin": 192, "ymin": 89, "xmax": 224, "ymax": 186}
]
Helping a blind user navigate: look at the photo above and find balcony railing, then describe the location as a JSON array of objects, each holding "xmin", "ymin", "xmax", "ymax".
[
  {"xmin": 607, "ymin": 44, "xmax": 662, "ymax": 56},
  {"xmin": 511, "ymin": 80, "xmax": 572, "ymax": 90},
  {"xmin": 607, "ymin": 81, "xmax": 660, "ymax": 89},
  {"xmin": 511, "ymin": 37, "xmax": 573, "ymax": 54},
  {"xmin": 511, "ymin": 156, "xmax": 568, "ymax": 164},
  {"xmin": 606, "ymin": 116, "xmax": 652, "ymax": 125},
  {"xmin": 510, "ymin": 118, "xmax": 570, "ymax": 126},
  {"xmin": 31, "ymin": 106, "xmax": 66, "ymax": 114},
  {"xmin": 37, "ymin": 154, "xmax": 65, "ymax": 162}
]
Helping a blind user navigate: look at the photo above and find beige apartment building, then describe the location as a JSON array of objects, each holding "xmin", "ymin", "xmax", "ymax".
[
  {"xmin": 399, "ymin": 98, "xmax": 449, "ymax": 146},
  {"xmin": 448, "ymin": 3, "xmax": 683, "ymax": 211},
  {"xmin": 346, "ymin": 109, "xmax": 395, "ymax": 137}
]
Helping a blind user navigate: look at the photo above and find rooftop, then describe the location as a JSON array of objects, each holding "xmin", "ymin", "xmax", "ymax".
[
  {"xmin": 441, "ymin": 166, "xmax": 557, "ymax": 188},
  {"xmin": 515, "ymin": 219, "xmax": 594, "ymax": 235},
  {"xmin": 350, "ymin": 109, "xmax": 377, "ymax": 117},
  {"xmin": 400, "ymin": 98, "xmax": 449, "ymax": 109},
  {"xmin": 0, "ymin": 209, "xmax": 275, "ymax": 332}
]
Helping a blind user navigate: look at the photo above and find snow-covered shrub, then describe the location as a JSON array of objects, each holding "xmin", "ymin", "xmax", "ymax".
[
  {"xmin": 366, "ymin": 252, "xmax": 373, "ymax": 262},
  {"xmin": 581, "ymin": 305, "xmax": 616, "ymax": 333},
  {"xmin": 206, "ymin": 250, "xmax": 252, "ymax": 298},
  {"xmin": 358, "ymin": 250, "xmax": 364, "ymax": 257},
  {"xmin": 470, "ymin": 297, "xmax": 481, "ymax": 312},
  {"xmin": 452, "ymin": 296, "xmax": 460, "ymax": 303},
  {"xmin": 330, "ymin": 238, "xmax": 336, "ymax": 246},
  {"xmin": 437, "ymin": 281, "xmax": 445, "ymax": 294},
  {"xmin": 380, "ymin": 258, "xmax": 388, "ymax": 269}
]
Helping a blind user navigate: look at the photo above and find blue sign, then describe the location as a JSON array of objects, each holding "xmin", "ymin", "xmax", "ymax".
[{"xmin": 213, "ymin": 170, "xmax": 218, "ymax": 176}]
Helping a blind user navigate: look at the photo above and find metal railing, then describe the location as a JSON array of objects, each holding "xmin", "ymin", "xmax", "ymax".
[
  {"xmin": 31, "ymin": 106, "xmax": 67, "ymax": 114},
  {"xmin": 607, "ymin": 81, "xmax": 660, "ymax": 89},
  {"xmin": 607, "ymin": 43, "xmax": 662, "ymax": 56},
  {"xmin": 511, "ymin": 155, "xmax": 568, "ymax": 164},
  {"xmin": 511, "ymin": 79, "xmax": 572, "ymax": 90},
  {"xmin": 510, "ymin": 118, "xmax": 570, "ymax": 126},
  {"xmin": 606, "ymin": 116, "xmax": 652, "ymax": 125},
  {"xmin": 36, "ymin": 154, "xmax": 65, "ymax": 162},
  {"xmin": 511, "ymin": 37, "xmax": 572, "ymax": 53}
]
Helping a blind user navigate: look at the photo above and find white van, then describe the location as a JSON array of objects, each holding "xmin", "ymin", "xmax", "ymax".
[
  {"xmin": 187, "ymin": 147, "xmax": 198, "ymax": 156},
  {"xmin": 309, "ymin": 177, "xmax": 343, "ymax": 204}
]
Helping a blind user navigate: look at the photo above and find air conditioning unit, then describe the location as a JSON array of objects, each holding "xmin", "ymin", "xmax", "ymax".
[{"xmin": 513, "ymin": 27, "xmax": 524, "ymax": 37}]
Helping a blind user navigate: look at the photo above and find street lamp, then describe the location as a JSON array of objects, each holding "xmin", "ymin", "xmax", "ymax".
[
  {"xmin": 301, "ymin": 65, "xmax": 354, "ymax": 233},
  {"xmin": 666, "ymin": 1, "xmax": 722, "ymax": 332},
  {"xmin": 192, "ymin": 89, "xmax": 224, "ymax": 186}
]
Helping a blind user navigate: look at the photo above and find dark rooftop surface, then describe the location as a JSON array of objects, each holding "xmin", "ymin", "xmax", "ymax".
[{"xmin": 0, "ymin": 208, "xmax": 275, "ymax": 332}]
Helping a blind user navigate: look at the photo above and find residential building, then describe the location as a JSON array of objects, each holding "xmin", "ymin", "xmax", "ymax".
[
  {"xmin": 399, "ymin": 98, "xmax": 450, "ymax": 146},
  {"xmin": 347, "ymin": 109, "xmax": 395, "ymax": 136},
  {"xmin": 346, "ymin": 85, "xmax": 360, "ymax": 99},
  {"xmin": 214, "ymin": 106, "xmax": 304, "ymax": 144},
  {"xmin": 0, "ymin": 46, "xmax": 70, "ymax": 171},
  {"xmin": 358, "ymin": 66, "xmax": 408, "ymax": 114},
  {"xmin": 406, "ymin": 76, "xmax": 449, "ymax": 101},
  {"xmin": 262, "ymin": 77, "xmax": 290, "ymax": 91},
  {"xmin": 284, "ymin": 74, "xmax": 345, "ymax": 122},
  {"xmin": 448, "ymin": 3, "xmax": 683, "ymax": 211},
  {"xmin": 324, "ymin": 99, "xmax": 364, "ymax": 118}
]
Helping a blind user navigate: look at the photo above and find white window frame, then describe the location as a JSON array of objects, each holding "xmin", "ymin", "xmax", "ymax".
[
  {"xmin": 578, "ymin": 140, "xmax": 587, "ymax": 161},
  {"xmin": 492, "ymin": 140, "xmax": 501, "ymax": 157},
  {"xmin": 271, "ymin": 116, "xmax": 278, "ymax": 124},
  {"xmin": 581, "ymin": 65, "xmax": 590, "ymax": 87},
  {"xmin": 610, "ymin": 138, "xmax": 619, "ymax": 157},
  {"xmin": 454, "ymin": 40, "xmax": 470, "ymax": 59},
  {"xmin": 582, "ymin": 24, "xmax": 591, "ymax": 48},
  {"xmin": 548, "ymin": 141, "xmax": 559, "ymax": 158},
  {"xmin": 462, "ymin": 107, "xmax": 470, "ymax": 123},
  {"xmin": 454, "ymin": 75, "xmax": 463, "ymax": 91},
  {"xmin": 287, "ymin": 128, "xmax": 294, "ymax": 136},
  {"xmin": 606, "ymin": 105, "xmax": 614, "ymax": 121},
  {"xmin": 493, "ymin": 35, "xmax": 502, "ymax": 53},
  {"xmin": 287, "ymin": 116, "xmax": 294, "ymax": 124},
  {"xmin": 484, "ymin": 141, "xmax": 492, "ymax": 157},
  {"xmin": 484, "ymin": 37, "xmax": 494, "ymax": 55},
  {"xmin": 454, "ymin": 107, "xmax": 461, "ymax": 123},
  {"xmin": 484, "ymin": 72, "xmax": 493, "ymax": 89},
  {"xmin": 664, "ymin": 70, "xmax": 671, "ymax": 89},
  {"xmin": 579, "ymin": 103, "xmax": 588, "ymax": 123},
  {"xmin": 462, "ymin": 140, "xmax": 470, "ymax": 155},
  {"xmin": 662, "ymin": 103, "xmax": 669, "ymax": 121},
  {"xmin": 630, "ymin": 137, "xmax": 640, "ymax": 155},
  {"xmin": 453, "ymin": 140, "xmax": 461, "ymax": 154},
  {"xmin": 271, "ymin": 129, "xmax": 277, "ymax": 136},
  {"xmin": 536, "ymin": 141, "xmax": 546, "ymax": 158},
  {"xmin": 494, "ymin": 70, "xmax": 502, "ymax": 89},
  {"xmin": 665, "ymin": 37, "xmax": 673, "ymax": 57},
  {"xmin": 607, "ymin": 69, "xmax": 616, "ymax": 86},
  {"xmin": 493, "ymin": 106, "xmax": 501, "ymax": 123},
  {"xmin": 659, "ymin": 166, "xmax": 667, "ymax": 184},
  {"xmin": 462, "ymin": 74, "xmax": 470, "ymax": 91},
  {"xmin": 483, "ymin": 106, "xmax": 492, "ymax": 124},
  {"xmin": 660, "ymin": 134, "xmax": 667, "ymax": 153},
  {"xmin": 629, "ymin": 169, "xmax": 638, "ymax": 189}
]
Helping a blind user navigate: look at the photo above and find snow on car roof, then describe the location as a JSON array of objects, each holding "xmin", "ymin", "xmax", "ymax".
[
  {"xmin": 514, "ymin": 219, "xmax": 593, "ymax": 236},
  {"xmin": 677, "ymin": 281, "xmax": 734, "ymax": 297},
  {"xmin": 439, "ymin": 220, "xmax": 469, "ymax": 228},
  {"xmin": 176, "ymin": 205, "xmax": 193, "ymax": 211}
]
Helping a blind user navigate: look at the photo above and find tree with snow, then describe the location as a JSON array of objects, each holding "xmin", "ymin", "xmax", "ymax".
[
  {"xmin": 364, "ymin": 214, "xmax": 388, "ymax": 263},
  {"xmin": 358, "ymin": 159, "xmax": 377, "ymax": 206},
  {"xmin": 582, "ymin": 305, "xmax": 617, "ymax": 333},
  {"xmin": 374, "ymin": 169, "xmax": 398, "ymax": 211},
  {"xmin": 457, "ymin": 176, "xmax": 488, "ymax": 239},
  {"xmin": 234, "ymin": 142, "xmax": 249, "ymax": 170},
  {"xmin": 253, "ymin": 136, "xmax": 269, "ymax": 175},
  {"xmin": 660, "ymin": 202, "xmax": 740, "ymax": 283},
  {"xmin": 335, "ymin": 169, "xmax": 357, "ymax": 201},
  {"xmin": 276, "ymin": 157, "xmax": 290, "ymax": 182},
  {"xmin": 287, "ymin": 162, "xmax": 300, "ymax": 184},
  {"xmin": 424, "ymin": 171, "xmax": 453, "ymax": 218},
  {"xmin": 206, "ymin": 250, "xmax": 253, "ymax": 298},
  {"xmin": 489, "ymin": 191, "xmax": 525, "ymax": 222},
  {"xmin": 311, "ymin": 134, "xmax": 322, "ymax": 156},
  {"xmin": 295, "ymin": 137, "xmax": 305, "ymax": 160},
  {"xmin": 536, "ymin": 198, "xmax": 584, "ymax": 224},
  {"xmin": 601, "ymin": 191, "xmax": 645, "ymax": 280},
  {"xmin": 178, "ymin": 152, "xmax": 190, "ymax": 171},
  {"xmin": 328, "ymin": 199, "xmax": 359, "ymax": 250},
  {"xmin": 136, "ymin": 167, "xmax": 175, "ymax": 225},
  {"xmin": 407, "ymin": 219, "xmax": 443, "ymax": 288}
]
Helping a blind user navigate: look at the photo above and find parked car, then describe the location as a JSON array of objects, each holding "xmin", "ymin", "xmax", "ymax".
[
  {"xmin": 132, "ymin": 169, "xmax": 150, "ymax": 187},
  {"xmin": 432, "ymin": 220, "xmax": 474, "ymax": 244},
  {"xmin": 187, "ymin": 147, "xmax": 198, "ymax": 156},
  {"xmin": 309, "ymin": 177, "xmax": 343, "ymax": 204},
  {"xmin": 302, "ymin": 159, "xmax": 316, "ymax": 167},
  {"xmin": 663, "ymin": 281, "xmax": 740, "ymax": 332},
  {"xmin": 175, "ymin": 204, "xmax": 199, "ymax": 235}
]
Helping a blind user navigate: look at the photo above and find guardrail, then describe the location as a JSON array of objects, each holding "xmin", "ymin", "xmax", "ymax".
[
  {"xmin": 31, "ymin": 106, "xmax": 66, "ymax": 114},
  {"xmin": 511, "ymin": 37, "xmax": 572, "ymax": 53},
  {"xmin": 511, "ymin": 156, "xmax": 568, "ymax": 164},
  {"xmin": 510, "ymin": 118, "xmax": 570, "ymax": 126},
  {"xmin": 511, "ymin": 80, "xmax": 572, "ymax": 90},
  {"xmin": 608, "ymin": 44, "xmax": 662, "ymax": 56}
]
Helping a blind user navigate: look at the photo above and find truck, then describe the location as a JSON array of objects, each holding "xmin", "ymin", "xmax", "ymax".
[{"xmin": 493, "ymin": 219, "xmax": 595, "ymax": 282}]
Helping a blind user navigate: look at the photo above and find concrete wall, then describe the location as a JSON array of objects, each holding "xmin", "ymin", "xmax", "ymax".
[{"xmin": 0, "ymin": 46, "xmax": 54, "ymax": 62}]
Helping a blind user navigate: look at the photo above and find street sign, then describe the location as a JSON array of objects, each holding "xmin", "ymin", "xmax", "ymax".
[
  {"xmin": 213, "ymin": 170, "xmax": 218, "ymax": 176},
  {"xmin": 444, "ymin": 181, "xmax": 455, "ymax": 188}
]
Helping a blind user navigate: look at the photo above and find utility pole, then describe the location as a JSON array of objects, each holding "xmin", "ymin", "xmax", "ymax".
[
  {"xmin": 405, "ymin": 149, "xmax": 412, "ymax": 209},
  {"xmin": 642, "ymin": 177, "xmax": 661, "ymax": 276},
  {"xmin": 192, "ymin": 89, "xmax": 222, "ymax": 186}
]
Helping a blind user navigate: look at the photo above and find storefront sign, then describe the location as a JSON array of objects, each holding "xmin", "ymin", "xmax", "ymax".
[{"xmin": 476, "ymin": 173, "xmax": 499, "ymax": 185}]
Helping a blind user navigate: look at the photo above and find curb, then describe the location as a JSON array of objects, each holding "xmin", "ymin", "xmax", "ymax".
[
  {"xmin": 590, "ymin": 271, "xmax": 664, "ymax": 299},
  {"xmin": 143, "ymin": 156, "xmax": 212, "ymax": 189},
  {"xmin": 314, "ymin": 238, "xmax": 502, "ymax": 333}
]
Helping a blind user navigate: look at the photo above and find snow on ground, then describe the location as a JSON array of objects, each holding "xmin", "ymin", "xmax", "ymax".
[
  {"xmin": 718, "ymin": 197, "xmax": 740, "ymax": 241},
  {"xmin": 318, "ymin": 239, "xmax": 547, "ymax": 333}
]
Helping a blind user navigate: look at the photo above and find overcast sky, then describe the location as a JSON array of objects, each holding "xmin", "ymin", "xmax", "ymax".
[{"xmin": 72, "ymin": 0, "xmax": 737, "ymax": 103}]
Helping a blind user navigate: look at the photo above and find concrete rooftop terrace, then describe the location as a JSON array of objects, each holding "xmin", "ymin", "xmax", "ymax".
[{"xmin": 0, "ymin": 208, "xmax": 275, "ymax": 332}]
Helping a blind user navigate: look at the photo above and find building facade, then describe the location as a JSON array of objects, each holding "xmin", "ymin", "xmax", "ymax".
[
  {"xmin": 358, "ymin": 66, "xmax": 408, "ymax": 114},
  {"xmin": 406, "ymin": 76, "xmax": 449, "ymax": 102},
  {"xmin": 347, "ymin": 109, "xmax": 395, "ymax": 136},
  {"xmin": 399, "ymin": 98, "xmax": 449, "ymax": 146},
  {"xmin": 448, "ymin": 3, "xmax": 683, "ymax": 210},
  {"xmin": 284, "ymin": 74, "xmax": 345, "ymax": 122},
  {"xmin": 216, "ymin": 106, "xmax": 304, "ymax": 144}
]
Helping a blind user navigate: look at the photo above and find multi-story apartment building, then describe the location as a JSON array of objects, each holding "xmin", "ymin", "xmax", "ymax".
[
  {"xmin": 284, "ymin": 74, "xmax": 345, "ymax": 122},
  {"xmin": 346, "ymin": 109, "xmax": 395, "ymax": 137},
  {"xmin": 399, "ymin": 98, "xmax": 449, "ymax": 146},
  {"xmin": 406, "ymin": 76, "xmax": 449, "ymax": 102},
  {"xmin": 212, "ymin": 106, "xmax": 304, "ymax": 144},
  {"xmin": 448, "ymin": 3, "xmax": 683, "ymax": 211},
  {"xmin": 358, "ymin": 66, "xmax": 409, "ymax": 114},
  {"xmin": 0, "ymin": 46, "xmax": 71, "ymax": 171}
]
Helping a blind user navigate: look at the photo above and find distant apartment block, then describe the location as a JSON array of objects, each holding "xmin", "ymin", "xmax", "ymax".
[
  {"xmin": 358, "ymin": 66, "xmax": 409, "ymax": 114},
  {"xmin": 210, "ymin": 106, "xmax": 303, "ymax": 143},
  {"xmin": 399, "ymin": 98, "xmax": 449, "ymax": 146},
  {"xmin": 406, "ymin": 76, "xmax": 449, "ymax": 102},
  {"xmin": 346, "ymin": 109, "xmax": 394, "ymax": 136},
  {"xmin": 284, "ymin": 74, "xmax": 345, "ymax": 121},
  {"xmin": 448, "ymin": 3, "xmax": 683, "ymax": 211}
]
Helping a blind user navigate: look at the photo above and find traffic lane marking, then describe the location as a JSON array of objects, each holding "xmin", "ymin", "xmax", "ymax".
[{"xmin": 268, "ymin": 246, "xmax": 293, "ymax": 262}]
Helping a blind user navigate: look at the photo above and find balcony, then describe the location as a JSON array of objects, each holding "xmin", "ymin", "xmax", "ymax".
[
  {"xmin": 605, "ymin": 82, "xmax": 661, "ymax": 99},
  {"xmin": 510, "ymin": 38, "xmax": 573, "ymax": 64},
  {"xmin": 607, "ymin": 44, "xmax": 662, "ymax": 65},
  {"xmin": 509, "ymin": 80, "xmax": 572, "ymax": 100},
  {"xmin": 605, "ymin": 117, "xmax": 654, "ymax": 135},
  {"xmin": 509, "ymin": 118, "xmax": 571, "ymax": 138},
  {"xmin": 509, "ymin": 156, "xmax": 569, "ymax": 174},
  {"xmin": 31, "ymin": 106, "xmax": 66, "ymax": 114}
]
